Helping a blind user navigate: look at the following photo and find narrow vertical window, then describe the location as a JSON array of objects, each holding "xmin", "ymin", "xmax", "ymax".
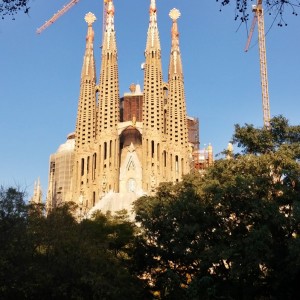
[
  {"xmin": 104, "ymin": 142, "xmax": 107, "ymax": 160},
  {"xmin": 164, "ymin": 109, "xmax": 167, "ymax": 134},
  {"xmin": 110, "ymin": 140, "xmax": 112, "ymax": 158},
  {"xmin": 87, "ymin": 156, "xmax": 90, "ymax": 174},
  {"xmin": 92, "ymin": 153, "xmax": 97, "ymax": 180},
  {"xmin": 81, "ymin": 158, "xmax": 84, "ymax": 176},
  {"xmin": 146, "ymin": 139, "xmax": 149, "ymax": 156},
  {"xmin": 151, "ymin": 140, "xmax": 154, "ymax": 159}
]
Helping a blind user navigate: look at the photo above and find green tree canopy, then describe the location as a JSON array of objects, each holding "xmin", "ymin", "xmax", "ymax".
[
  {"xmin": 232, "ymin": 115, "xmax": 300, "ymax": 155},
  {"xmin": 134, "ymin": 116, "xmax": 300, "ymax": 299},
  {"xmin": 0, "ymin": 0, "xmax": 30, "ymax": 18},
  {"xmin": 0, "ymin": 192, "xmax": 148, "ymax": 299}
]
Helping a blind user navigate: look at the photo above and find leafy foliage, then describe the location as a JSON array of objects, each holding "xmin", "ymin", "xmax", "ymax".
[
  {"xmin": 0, "ymin": 0, "xmax": 30, "ymax": 19},
  {"xmin": 218, "ymin": 0, "xmax": 300, "ymax": 27},
  {"xmin": 134, "ymin": 116, "xmax": 300, "ymax": 299},
  {"xmin": 233, "ymin": 115, "xmax": 300, "ymax": 155},
  {"xmin": 0, "ymin": 193, "xmax": 147, "ymax": 299}
]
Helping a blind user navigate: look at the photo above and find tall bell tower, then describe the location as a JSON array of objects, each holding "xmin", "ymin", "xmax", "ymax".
[
  {"xmin": 142, "ymin": 0, "xmax": 166, "ymax": 192},
  {"xmin": 166, "ymin": 8, "xmax": 190, "ymax": 181},
  {"xmin": 72, "ymin": 12, "xmax": 98, "ymax": 209},
  {"xmin": 97, "ymin": 0, "xmax": 120, "ymax": 195}
]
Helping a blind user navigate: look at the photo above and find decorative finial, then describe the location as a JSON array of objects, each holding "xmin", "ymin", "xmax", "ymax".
[
  {"xmin": 85, "ymin": 12, "xmax": 96, "ymax": 26},
  {"xmin": 150, "ymin": 0, "xmax": 157, "ymax": 14},
  {"xmin": 107, "ymin": 0, "xmax": 115, "ymax": 16},
  {"xmin": 169, "ymin": 8, "xmax": 181, "ymax": 21},
  {"xmin": 227, "ymin": 142, "xmax": 233, "ymax": 152}
]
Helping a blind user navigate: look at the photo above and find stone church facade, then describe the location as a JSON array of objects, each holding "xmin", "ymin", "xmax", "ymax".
[{"xmin": 46, "ymin": 0, "xmax": 213, "ymax": 215}]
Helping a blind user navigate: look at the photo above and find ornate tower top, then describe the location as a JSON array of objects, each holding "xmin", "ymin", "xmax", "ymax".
[
  {"xmin": 150, "ymin": 0, "xmax": 157, "ymax": 15},
  {"xmin": 84, "ymin": 12, "xmax": 96, "ymax": 55},
  {"xmin": 169, "ymin": 8, "xmax": 181, "ymax": 21},
  {"xmin": 103, "ymin": 0, "xmax": 115, "ymax": 50},
  {"xmin": 30, "ymin": 178, "xmax": 43, "ymax": 204},
  {"xmin": 81, "ymin": 12, "xmax": 96, "ymax": 80},
  {"xmin": 75, "ymin": 12, "xmax": 97, "ymax": 151},
  {"xmin": 84, "ymin": 12, "xmax": 96, "ymax": 26},
  {"xmin": 169, "ymin": 8, "xmax": 181, "ymax": 74},
  {"xmin": 146, "ymin": 0, "xmax": 160, "ymax": 49},
  {"xmin": 166, "ymin": 7, "xmax": 189, "ymax": 179},
  {"xmin": 98, "ymin": 0, "xmax": 120, "ymax": 134}
]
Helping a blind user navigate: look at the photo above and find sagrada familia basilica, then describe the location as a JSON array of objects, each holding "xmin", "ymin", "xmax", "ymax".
[{"xmin": 36, "ymin": 0, "xmax": 213, "ymax": 216}]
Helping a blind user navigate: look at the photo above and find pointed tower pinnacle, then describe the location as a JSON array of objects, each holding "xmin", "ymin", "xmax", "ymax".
[
  {"xmin": 226, "ymin": 142, "xmax": 233, "ymax": 160},
  {"xmin": 97, "ymin": 0, "xmax": 120, "ymax": 193},
  {"xmin": 75, "ymin": 12, "xmax": 97, "ymax": 150},
  {"xmin": 30, "ymin": 178, "xmax": 43, "ymax": 204},
  {"xmin": 207, "ymin": 143, "xmax": 214, "ymax": 166},
  {"xmin": 166, "ymin": 8, "xmax": 190, "ymax": 181},
  {"xmin": 72, "ymin": 13, "xmax": 98, "ymax": 207},
  {"xmin": 142, "ymin": 0, "xmax": 165, "ymax": 192},
  {"xmin": 147, "ymin": 0, "xmax": 160, "ymax": 49},
  {"xmin": 169, "ymin": 8, "xmax": 182, "ymax": 75},
  {"xmin": 46, "ymin": 171, "xmax": 54, "ymax": 212}
]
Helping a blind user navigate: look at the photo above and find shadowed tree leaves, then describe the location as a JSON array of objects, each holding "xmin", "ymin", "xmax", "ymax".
[
  {"xmin": 0, "ymin": 194, "xmax": 147, "ymax": 299},
  {"xmin": 134, "ymin": 116, "xmax": 300, "ymax": 299},
  {"xmin": 233, "ymin": 115, "xmax": 300, "ymax": 155},
  {"xmin": 0, "ymin": 0, "xmax": 30, "ymax": 19},
  {"xmin": 0, "ymin": 187, "xmax": 31, "ymax": 298},
  {"xmin": 218, "ymin": 0, "xmax": 300, "ymax": 26}
]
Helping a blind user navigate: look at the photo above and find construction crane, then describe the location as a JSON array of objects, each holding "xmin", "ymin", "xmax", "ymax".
[
  {"xmin": 36, "ymin": 0, "xmax": 81, "ymax": 34},
  {"xmin": 245, "ymin": 0, "xmax": 271, "ymax": 128},
  {"xmin": 36, "ymin": 0, "xmax": 109, "ymax": 35}
]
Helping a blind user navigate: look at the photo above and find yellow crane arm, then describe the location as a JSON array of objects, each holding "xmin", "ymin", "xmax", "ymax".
[
  {"xmin": 36, "ymin": 0, "xmax": 81, "ymax": 34},
  {"xmin": 244, "ymin": 15, "xmax": 257, "ymax": 52}
]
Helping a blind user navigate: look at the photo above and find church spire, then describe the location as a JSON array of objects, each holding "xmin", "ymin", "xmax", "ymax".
[
  {"xmin": 30, "ymin": 178, "xmax": 42, "ymax": 204},
  {"xmin": 168, "ymin": 8, "xmax": 183, "ymax": 77},
  {"xmin": 72, "ymin": 13, "xmax": 98, "ymax": 208},
  {"xmin": 143, "ymin": 0, "xmax": 164, "ymax": 191},
  {"xmin": 102, "ymin": 0, "xmax": 117, "ymax": 52},
  {"xmin": 146, "ymin": 0, "xmax": 160, "ymax": 50},
  {"xmin": 97, "ymin": 0, "xmax": 120, "ymax": 193},
  {"xmin": 75, "ymin": 12, "xmax": 97, "ymax": 150},
  {"xmin": 143, "ymin": 0, "xmax": 163, "ymax": 132},
  {"xmin": 98, "ymin": 0, "xmax": 119, "ymax": 133},
  {"xmin": 81, "ymin": 12, "xmax": 97, "ymax": 81},
  {"xmin": 166, "ymin": 9, "xmax": 190, "ymax": 180},
  {"xmin": 142, "ymin": 0, "xmax": 165, "ymax": 192}
]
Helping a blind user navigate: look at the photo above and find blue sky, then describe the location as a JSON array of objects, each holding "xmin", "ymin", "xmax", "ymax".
[{"xmin": 0, "ymin": 0, "xmax": 299, "ymax": 198}]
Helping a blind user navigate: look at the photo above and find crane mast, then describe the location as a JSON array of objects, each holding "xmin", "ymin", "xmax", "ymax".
[{"xmin": 245, "ymin": 0, "xmax": 270, "ymax": 128}]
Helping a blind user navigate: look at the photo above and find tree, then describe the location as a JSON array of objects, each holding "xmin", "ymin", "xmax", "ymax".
[
  {"xmin": 0, "ymin": 191, "xmax": 148, "ymax": 299},
  {"xmin": 134, "ymin": 116, "xmax": 300, "ymax": 299},
  {"xmin": 0, "ymin": 0, "xmax": 30, "ymax": 19},
  {"xmin": 232, "ymin": 115, "xmax": 300, "ymax": 155},
  {"xmin": 219, "ymin": 0, "xmax": 300, "ymax": 26},
  {"xmin": 0, "ymin": 186, "xmax": 33, "ymax": 298},
  {"xmin": 30, "ymin": 207, "xmax": 146, "ymax": 300}
]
